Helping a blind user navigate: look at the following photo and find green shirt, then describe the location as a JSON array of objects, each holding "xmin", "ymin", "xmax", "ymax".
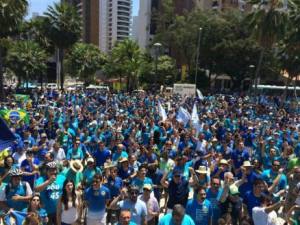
[{"xmin": 288, "ymin": 158, "xmax": 300, "ymax": 171}]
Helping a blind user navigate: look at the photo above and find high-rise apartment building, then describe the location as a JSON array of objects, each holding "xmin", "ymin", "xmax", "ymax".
[{"xmin": 65, "ymin": 0, "xmax": 132, "ymax": 52}]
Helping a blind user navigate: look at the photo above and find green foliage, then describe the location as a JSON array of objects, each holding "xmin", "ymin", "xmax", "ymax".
[
  {"xmin": 105, "ymin": 39, "xmax": 142, "ymax": 91},
  {"xmin": 0, "ymin": 0, "xmax": 28, "ymax": 38},
  {"xmin": 65, "ymin": 43, "xmax": 107, "ymax": 84},
  {"xmin": 6, "ymin": 40, "xmax": 47, "ymax": 84},
  {"xmin": 44, "ymin": 2, "xmax": 82, "ymax": 49}
]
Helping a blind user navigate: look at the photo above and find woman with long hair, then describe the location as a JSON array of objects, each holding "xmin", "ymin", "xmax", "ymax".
[
  {"xmin": 0, "ymin": 155, "xmax": 17, "ymax": 184},
  {"xmin": 56, "ymin": 179, "xmax": 81, "ymax": 225},
  {"xmin": 23, "ymin": 194, "xmax": 48, "ymax": 225}
]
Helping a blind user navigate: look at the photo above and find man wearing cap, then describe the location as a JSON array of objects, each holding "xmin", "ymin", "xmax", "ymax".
[
  {"xmin": 35, "ymin": 162, "xmax": 66, "ymax": 224},
  {"xmin": 138, "ymin": 184, "xmax": 159, "ymax": 225},
  {"xmin": 0, "ymin": 169, "xmax": 33, "ymax": 211},
  {"xmin": 186, "ymin": 186, "xmax": 213, "ymax": 225},
  {"xmin": 109, "ymin": 185, "xmax": 147, "ymax": 225}
]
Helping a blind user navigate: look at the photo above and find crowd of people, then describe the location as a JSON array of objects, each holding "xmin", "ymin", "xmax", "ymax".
[{"xmin": 0, "ymin": 88, "xmax": 299, "ymax": 225}]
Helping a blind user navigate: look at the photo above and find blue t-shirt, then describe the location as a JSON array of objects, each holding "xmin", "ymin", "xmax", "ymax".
[
  {"xmin": 186, "ymin": 199, "xmax": 213, "ymax": 225},
  {"xmin": 118, "ymin": 199, "xmax": 147, "ymax": 225},
  {"xmin": 243, "ymin": 191, "xmax": 261, "ymax": 217},
  {"xmin": 104, "ymin": 176, "xmax": 123, "ymax": 198},
  {"xmin": 112, "ymin": 151, "xmax": 128, "ymax": 162},
  {"xmin": 93, "ymin": 149, "xmax": 111, "ymax": 167},
  {"xmin": 206, "ymin": 188, "xmax": 222, "ymax": 223},
  {"xmin": 20, "ymin": 158, "xmax": 40, "ymax": 187},
  {"xmin": 158, "ymin": 213, "xmax": 195, "ymax": 225},
  {"xmin": 261, "ymin": 169, "xmax": 287, "ymax": 192},
  {"xmin": 4, "ymin": 182, "xmax": 29, "ymax": 211},
  {"xmin": 35, "ymin": 174, "xmax": 66, "ymax": 214},
  {"xmin": 83, "ymin": 167, "xmax": 102, "ymax": 186},
  {"xmin": 84, "ymin": 185, "xmax": 110, "ymax": 217},
  {"xmin": 131, "ymin": 177, "xmax": 153, "ymax": 193}
]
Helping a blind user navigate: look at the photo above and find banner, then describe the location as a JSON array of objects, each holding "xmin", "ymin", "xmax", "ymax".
[{"xmin": 0, "ymin": 109, "xmax": 30, "ymax": 125}]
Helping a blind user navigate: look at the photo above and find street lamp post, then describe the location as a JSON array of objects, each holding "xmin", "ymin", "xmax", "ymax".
[
  {"xmin": 154, "ymin": 42, "xmax": 162, "ymax": 89},
  {"xmin": 195, "ymin": 28, "xmax": 203, "ymax": 86}
]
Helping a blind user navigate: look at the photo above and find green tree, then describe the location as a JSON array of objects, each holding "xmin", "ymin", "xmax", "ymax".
[
  {"xmin": 0, "ymin": 0, "xmax": 28, "ymax": 100},
  {"xmin": 65, "ymin": 43, "xmax": 107, "ymax": 85},
  {"xmin": 247, "ymin": 0, "xmax": 292, "ymax": 93},
  {"xmin": 139, "ymin": 54, "xmax": 177, "ymax": 87},
  {"xmin": 44, "ymin": 2, "xmax": 82, "ymax": 90},
  {"xmin": 108, "ymin": 39, "xmax": 142, "ymax": 92},
  {"xmin": 6, "ymin": 40, "xmax": 48, "ymax": 87}
]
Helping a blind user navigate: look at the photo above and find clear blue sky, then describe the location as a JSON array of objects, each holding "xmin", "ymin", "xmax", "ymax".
[{"xmin": 27, "ymin": 0, "xmax": 139, "ymax": 18}]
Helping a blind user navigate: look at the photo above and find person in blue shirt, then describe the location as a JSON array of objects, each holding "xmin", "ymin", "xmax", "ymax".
[
  {"xmin": 159, "ymin": 204, "xmax": 195, "ymax": 225},
  {"xmin": 82, "ymin": 157, "xmax": 102, "ymax": 186},
  {"xmin": 20, "ymin": 150, "xmax": 39, "ymax": 188},
  {"xmin": 261, "ymin": 160, "xmax": 287, "ymax": 192},
  {"xmin": 231, "ymin": 141, "xmax": 249, "ymax": 176},
  {"xmin": 0, "ymin": 168, "xmax": 33, "ymax": 211},
  {"xmin": 112, "ymin": 144, "xmax": 128, "ymax": 162},
  {"xmin": 66, "ymin": 139, "xmax": 84, "ymax": 160},
  {"xmin": 92, "ymin": 140, "xmax": 111, "ymax": 167},
  {"xmin": 34, "ymin": 162, "xmax": 66, "ymax": 224},
  {"xmin": 206, "ymin": 177, "xmax": 222, "ymax": 224},
  {"xmin": 131, "ymin": 164, "xmax": 153, "ymax": 193},
  {"xmin": 186, "ymin": 186, "xmax": 213, "ymax": 225},
  {"xmin": 84, "ymin": 173, "xmax": 111, "ymax": 225},
  {"xmin": 22, "ymin": 193, "xmax": 48, "ymax": 225}
]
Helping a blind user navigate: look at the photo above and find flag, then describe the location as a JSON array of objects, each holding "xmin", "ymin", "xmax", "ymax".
[
  {"xmin": 0, "ymin": 109, "xmax": 30, "ymax": 125},
  {"xmin": 158, "ymin": 100, "xmax": 167, "ymax": 121},
  {"xmin": 176, "ymin": 107, "xmax": 191, "ymax": 126},
  {"xmin": 13, "ymin": 94, "xmax": 30, "ymax": 103},
  {"xmin": 4, "ymin": 211, "xmax": 27, "ymax": 225},
  {"xmin": 197, "ymin": 89, "xmax": 204, "ymax": 100},
  {"xmin": 0, "ymin": 117, "xmax": 16, "ymax": 151},
  {"xmin": 191, "ymin": 103, "xmax": 201, "ymax": 132}
]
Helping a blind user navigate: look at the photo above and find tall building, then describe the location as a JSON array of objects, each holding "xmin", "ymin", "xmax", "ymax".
[
  {"xmin": 65, "ymin": 0, "xmax": 132, "ymax": 52},
  {"xmin": 99, "ymin": 0, "xmax": 132, "ymax": 52}
]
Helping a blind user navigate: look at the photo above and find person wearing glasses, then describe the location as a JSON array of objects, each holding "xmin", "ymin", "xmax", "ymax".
[
  {"xmin": 109, "ymin": 185, "xmax": 147, "ymax": 225},
  {"xmin": 186, "ymin": 186, "xmax": 213, "ymax": 225},
  {"xmin": 23, "ymin": 194, "xmax": 48, "ymax": 225},
  {"xmin": 84, "ymin": 174, "xmax": 111, "ymax": 225},
  {"xmin": 160, "ymin": 169, "xmax": 189, "ymax": 213},
  {"xmin": 206, "ymin": 177, "xmax": 222, "ymax": 224}
]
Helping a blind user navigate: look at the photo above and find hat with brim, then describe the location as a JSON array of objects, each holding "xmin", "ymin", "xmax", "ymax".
[
  {"xmin": 143, "ymin": 184, "xmax": 152, "ymax": 191},
  {"xmin": 86, "ymin": 157, "xmax": 94, "ymax": 164},
  {"xmin": 104, "ymin": 161, "xmax": 116, "ymax": 169},
  {"xmin": 220, "ymin": 159, "xmax": 229, "ymax": 165},
  {"xmin": 242, "ymin": 161, "xmax": 253, "ymax": 168},
  {"xmin": 119, "ymin": 157, "xmax": 128, "ymax": 163},
  {"xmin": 70, "ymin": 160, "xmax": 83, "ymax": 173},
  {"xmin": 196, "ymin": 166, "xmax": 208, "ymax": 174}
]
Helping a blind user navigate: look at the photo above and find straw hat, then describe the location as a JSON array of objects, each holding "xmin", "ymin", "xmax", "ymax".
[
  {"xmin": 242, "ymin": 161, "xmax": 253, "ymax": 168},
  {"xmin": 104, "ymin": 161, "xmax": 116, "ymax": 169},
  {"xmin": 119, "ymin": 157, "xmax": 128, "ymax": 163},
  {"xmin": 219, "ymin": 159, "xmax": 229, "ymax": 165},
  {"xmin": 70, "ymin": 160, "xmax": 83, "ymax": 173},
  {"xmin": 195, "ymin": 166, "xmax": 208, "ymax": 174}
]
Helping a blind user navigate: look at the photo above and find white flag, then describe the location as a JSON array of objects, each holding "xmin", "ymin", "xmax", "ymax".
[
  {"xmin": 197, "ymin": 89, "xmax": 204, "ymax": 100},
  {"xmin": 158, "ymin": 101, "xmax": 167, "ymax": 121},
  {"xmin": 176, "ymin": 107, "xmax": 191, "ymax": 126},
  {"xmin": 191, "ymin": 103, "xmax": 201, "ymax": 132}
]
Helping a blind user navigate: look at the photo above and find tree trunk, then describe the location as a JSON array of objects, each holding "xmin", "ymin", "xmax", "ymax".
[
  {"xmin": 254, "ymin": 48, "xmax": 264, "ymax": 95},
  {"xmin": 0, "ymin": 47, "xmax": 5, "ymax": 101},
  {"xmin": 59, "ymin": 48, "xmax": 64, "ymax": 90}
]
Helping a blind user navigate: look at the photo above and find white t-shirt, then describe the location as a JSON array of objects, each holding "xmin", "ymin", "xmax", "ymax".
[
  {"xmin": 252, "ymin": 207, "xmax": 278, "ymax": 225},
  {"xmin": 50, "ymin": 148, "xmax": 66, "ymax": 162},
  {"xmin": 12, "ymin": 152, "xmax": 26, "ymax": 166}
]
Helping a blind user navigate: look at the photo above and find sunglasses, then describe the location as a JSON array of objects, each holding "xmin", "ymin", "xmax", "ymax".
[
  {"xmin": 143, "ymin": 188, "xmax": 151, "ymax": 192},
  {"xmin": 92, "ymin": 180, "xmax": 100, "ymax": 184},
  {"xmin": 130, "ymin": 191, "xmax": 139, "ymax": 195}
]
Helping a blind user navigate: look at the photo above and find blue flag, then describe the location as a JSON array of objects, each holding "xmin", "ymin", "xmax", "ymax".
[
  {"xmin": 0, "ymin": 117, "xmax": 16, "ymax": 151},
  {"xmin": 5, "ymin": 211, "xmax": 27, "ymax": 225}
]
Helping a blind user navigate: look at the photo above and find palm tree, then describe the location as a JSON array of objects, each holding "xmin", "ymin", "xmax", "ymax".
[
  {"xmin": 110, "ymin": 39, "xmax": 142, "ymax": 92},
  {"xmin": 6, "ymin": 40, "xmax": 48, "ymax": 88},
  {"xmin": 44, "ymin": 2, "xmax": 82, "ymax": 90},
  {"xmin": 0, "ymin": 0, "xmax": 28, "ymax": 100},
  {"xmin": 247, "ymin": 0, "xmax": 292, "ymax": 94}
]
